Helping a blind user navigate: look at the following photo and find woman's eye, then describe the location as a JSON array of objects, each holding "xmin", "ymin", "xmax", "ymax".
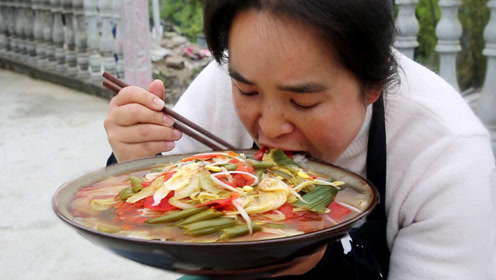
[
  {"xmin": 291, "ymin": 100, "xmax": 318, "ymax": 109},
  {"xmin": 238, "ymin": 88, "xmax": 258, "ymax": 96}
]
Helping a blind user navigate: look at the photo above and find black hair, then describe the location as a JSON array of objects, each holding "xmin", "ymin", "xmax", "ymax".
[{"xmin": 203, "ymin": 0, "xmax": 399, "ymax": 94}]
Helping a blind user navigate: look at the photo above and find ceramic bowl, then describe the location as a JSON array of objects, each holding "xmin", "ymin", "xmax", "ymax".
[{"xmin": 52, "ymin": 150, "xmax": 378, "ymax": 277}]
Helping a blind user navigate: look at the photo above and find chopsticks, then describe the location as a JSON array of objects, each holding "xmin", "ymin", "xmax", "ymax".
[{"xmin": 102, "ymin": 72, "xmax": 237, "ymax": 151}]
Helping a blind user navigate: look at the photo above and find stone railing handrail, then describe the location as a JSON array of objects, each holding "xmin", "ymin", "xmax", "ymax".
[{"xmin": 0, "ymin": 0, "xmax": 495, "ymax": 156}]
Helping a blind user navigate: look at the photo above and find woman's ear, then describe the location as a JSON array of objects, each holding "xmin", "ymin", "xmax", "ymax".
[{"xmin": 365, "ymin": 86, "xmax": 383, "ymax": 105}]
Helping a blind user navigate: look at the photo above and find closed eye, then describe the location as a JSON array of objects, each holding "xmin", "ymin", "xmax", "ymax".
[
  {"xmin": 236, "ymin": 86, "xmax": 258, "ymax": 96},
  {"xmin": 291, "ymin": 100, "xmax": 318, "ymax": 109}
]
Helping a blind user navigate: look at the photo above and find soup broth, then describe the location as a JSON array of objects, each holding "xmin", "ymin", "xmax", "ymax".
[{"xmin": 69, "ymin": 149, "xmax": 370, "ymax": 243}]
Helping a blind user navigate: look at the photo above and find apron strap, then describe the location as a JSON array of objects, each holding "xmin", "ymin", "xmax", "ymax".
[
  {"xmin": 349, "ymin": 94, "xmax": 389, "ymax": 278},
  {"xmin": 366, "ymin": 94, "xmax": 387, "ymax": 221}
]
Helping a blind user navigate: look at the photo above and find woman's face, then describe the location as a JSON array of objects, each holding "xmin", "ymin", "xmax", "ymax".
[{"xmin": 228, "ymin": 10, "xmax": 380, "ymax": 163}]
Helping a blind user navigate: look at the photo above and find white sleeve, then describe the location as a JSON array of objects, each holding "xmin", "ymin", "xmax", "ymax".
[
  {"xmin": 387, "ymin": 135, "xmax": 495, "ymax": 280},
  {"xmin": 162, "ymin": 60, "xmax": 253, "ymax": 155}
]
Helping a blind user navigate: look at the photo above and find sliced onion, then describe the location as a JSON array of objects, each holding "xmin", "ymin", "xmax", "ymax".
[
  {"xmin": 232, "ymin": 198, "xmax": 253, "ymax": 234},
  {"xmin": 294, "ymin": 179, "xmax": 340, "ymax": 192}
]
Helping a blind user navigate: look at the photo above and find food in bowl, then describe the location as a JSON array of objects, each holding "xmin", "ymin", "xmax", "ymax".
[{"xmin": 68, "ymin": 148, "xmax": 371, "ymax": 243}]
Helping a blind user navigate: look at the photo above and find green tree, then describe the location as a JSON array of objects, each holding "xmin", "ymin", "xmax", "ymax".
[{"xmin": 157, "ymin": 0, "xmax": 204, "ymax": 43}]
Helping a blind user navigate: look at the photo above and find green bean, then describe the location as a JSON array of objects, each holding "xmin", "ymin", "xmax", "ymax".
[
  {"xmin": 176, "ymin": 207, "xmax": 223, "ymax": 226},
  {"xmin": 145, "ymin": 206, "xmax": 208, "ymax": 224},
  {"xmin": 129, "ymin": 176, "xmax": 144, "ymax": 192},
  {"xmin": 220, "ymin": 163, "xmax": 238, "ymax": 171},
  {"xmin": 272, "ymin": 169, "xmax": 293, "ymax": 180},
  {"xmin": 219, "ymin": 223, "xmax": 262, "ymax": 240},
  {"xmin": 119, "ymin": 186, "xmax": 135, "ymax": 201},
  {"xmin": 247, "ymin": 159, "xmax": 275, "ymax": 169},
  {"xmin": 184, "ymin": 217, "xmax": 237, "ymax": 236}
]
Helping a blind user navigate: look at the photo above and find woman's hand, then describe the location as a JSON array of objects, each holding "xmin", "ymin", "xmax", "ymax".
[{"xmin": 104, "ymin": 79, "xmax": 182, "ymax": 163}]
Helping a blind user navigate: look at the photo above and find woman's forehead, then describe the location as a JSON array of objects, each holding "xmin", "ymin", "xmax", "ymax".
[{"xmin": 227, "ymin": 10, "xmax": 341, "ymax": 85}]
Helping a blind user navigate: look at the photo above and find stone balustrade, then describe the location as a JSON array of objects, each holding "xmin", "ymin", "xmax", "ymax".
[
  {"xmin": 0, "ymin": 0, "xmax": 151, "ymax": 89},
  {"xmin": 0, "ymin": 0, "xmax": 495, "ymax": 155}
]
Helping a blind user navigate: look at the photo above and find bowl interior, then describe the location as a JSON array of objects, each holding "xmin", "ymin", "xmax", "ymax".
[{"xmin": 52, "ymin": 150, "xmax": 378, "ymax": 275}]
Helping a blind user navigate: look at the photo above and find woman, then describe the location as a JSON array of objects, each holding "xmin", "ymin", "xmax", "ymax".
[{"xmin": 104, "ymin": 1, "xmax": 495, "ymax": 279}]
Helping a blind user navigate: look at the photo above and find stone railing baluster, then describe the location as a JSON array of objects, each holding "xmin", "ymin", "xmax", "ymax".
[
  {"xmin": 99, "ymin": 0, "xmax": 115, "ymax": 77},
  {"xmin": 121, "ymin": 0, "xmax": 152, "ymax": 88},
  {"xmin": 85, "ymin": 0, "xmax": 101, "ymax": 82},
  {"xmin": 73, "ymin": 0, "xmax": 90, "ymax": 79},
  {"xmin": 33, "ymin": 0, "xmax": 47, "ymax": 66},
  {"xmin": 476, "ymin": 0, "xmax": 496, "ymax": 156},
  {"xmin": 395, "ymin": 0, "xmax": 420, "ymax": 60},
  {"xmin": 9, "ymin": 2, "xmax": 21, "ymax": 60},
  {"xmin": 19, "ymin": 1, "xmax": 28, "ymax": 61},
  {"xmin": 6, "ymin": 1, "xmax": 15, "ymax": 58},
  {"xmin": 43, "ymin": 0, "xmax": 56, "ymax": 69},
  {"xmin": 24, "ymin": 0, "xmax": 36, "ymax": 64},
  {"xmin": 112, "ymin": 0, "xmax": 124, "ymax": 80},
  {"xmin": 51, "ymin": 0, "xmax": 65, "ymax": 72},
  {"xmin": 0, "ymin": 0, "xmax": 6, "ymax": 57},
  {"xmin": 435, "ymin": 0, "xmax": 462, "ymax": 92},
  {"xmin": 63, "ymin": 0, "xmax": 77, "ymax": 76}
]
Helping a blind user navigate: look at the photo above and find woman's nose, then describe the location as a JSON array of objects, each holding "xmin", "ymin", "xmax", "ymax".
[{"xmin": 258, "ymin": 107, "xmax": 294, "ymax": 139}]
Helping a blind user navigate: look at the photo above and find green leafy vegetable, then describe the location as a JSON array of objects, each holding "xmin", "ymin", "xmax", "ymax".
[{"xmin": 293, "ymin": 185, "xmax": 338, "ymax": 214}]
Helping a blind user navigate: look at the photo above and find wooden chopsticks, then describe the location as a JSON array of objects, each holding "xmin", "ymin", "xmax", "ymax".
[{"xmin": 102, "ymin": 72, "xmax": 237, "ymax": 151}]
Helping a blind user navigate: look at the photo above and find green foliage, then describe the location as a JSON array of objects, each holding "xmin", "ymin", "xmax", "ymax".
[
  {"xmin": 156, "ymin": 0, "xmax": 204, "ymax": 43},
  {"xmin": 457, "ymin": 0, "xmax": 489, "ymax": 91},
  {"xmin": 414, "ymin": 0, "xmax": 489, "ymax": 91},
  {"xmin": 415, "ymin": 0, "xmax": 441, "ymax": 73}
]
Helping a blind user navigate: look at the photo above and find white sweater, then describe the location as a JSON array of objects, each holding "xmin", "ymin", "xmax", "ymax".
[{"xmin": 166, "ymin": 51, "xmax": 496, "ymax": 280}]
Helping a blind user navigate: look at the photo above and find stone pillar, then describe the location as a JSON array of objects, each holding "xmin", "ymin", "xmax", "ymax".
[
  {"xmin": 24, "ymin": 0, "xmax": 36, "ymax": 64},
  {"xmin": 63, "ymin": 0, "xmax": 77, "ymax": 76},
  {"xmin": 5, "ymin": 2, "xmax": 15, "ymax": 58},
  {"xmin": 73, "ymin": 0, "xmax": 90, "ymax": 79},
  {"xmin": 43, "ymin": 0, "xmax": 56, "ymax": 70},
  {"xmin": 121, "ymin": 0, "xmax": 152, "ymax": 88},
  {"xmin": 33, "ymin": 0, "xmax": 46, "ymax": 66},
  {"xmin": 13, "ymin": 2, "xmax": 23, "ymax": 61},
  {"xmin": 0, "ymin": 0, "xmax": 6, "ymax": 57},
  {"xmin": 435, "ymin": 0, "xmax": 462, "ymax": 92},
  {"xmin": 394, "ymin": 0, "xmax": 419, "ymax": 60},
  {"xmin": 85, "ymin": 0, "xmax": 101, "ymax": 83},
  {"xmin": 51, "ymin": 0, "xmax": 66, "ymax": 72},
  {"xmin": 112, "ymin": 0, "xmax": 125, "ymax": 80},
  {"xmin": 477, "ymin": 0, "xmax": 496, "ymax": 157},
  {"xmin": 99, "ymin": 0, "xmax": 115, "ymax": 76}
]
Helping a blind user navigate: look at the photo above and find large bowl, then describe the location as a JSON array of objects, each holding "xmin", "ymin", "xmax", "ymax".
[{"xmin": 52, "ymin": 150, "xmax": 378, "ymax": 277}]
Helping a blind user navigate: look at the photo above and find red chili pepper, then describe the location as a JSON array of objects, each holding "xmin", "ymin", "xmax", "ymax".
[
  {"xmin": 277, "ymin": 203, "xmax": 296, "ymax": 219},
  {"xmin": 232, "ymin": 164, "xmax": 255, "ymax": 187},
  {"xmin": 143, "ymin": 191, "xmax": 178, "ymax": 211},
  {"xmin": 253, "ymin": 146, "xmax": 268, "ymax": 161},
  {"xmin": 328, "ymin": 201, "xmax": 352, "ymax": 222},
  {"xmin": 196, "ymin": 192, "xmax": 240, "ymax": 210},
  {"xmin": 284, "ymin": 150, "xmax": 293, "ymax": 159},
  {"xmin": 181, "ymin": 154, "xmax": 217, "ymax": 162}
]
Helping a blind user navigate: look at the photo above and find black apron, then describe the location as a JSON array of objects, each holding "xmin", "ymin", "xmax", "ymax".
[{"xmin": 275, "ymin": 95, "xmax": 389, "ymax": 279}]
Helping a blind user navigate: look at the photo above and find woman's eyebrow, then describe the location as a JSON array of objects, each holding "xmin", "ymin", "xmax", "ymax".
[
  {"xmin": 228, "ymin": 67, "xmax": 327, "ymax": 93},
  {"xmin": 277, "ymin": 83, "xmax": 327, "ymax": 93},
  {"xmin": 228, "ymin": 68, "xmax": 255, "ymax": 85}
]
